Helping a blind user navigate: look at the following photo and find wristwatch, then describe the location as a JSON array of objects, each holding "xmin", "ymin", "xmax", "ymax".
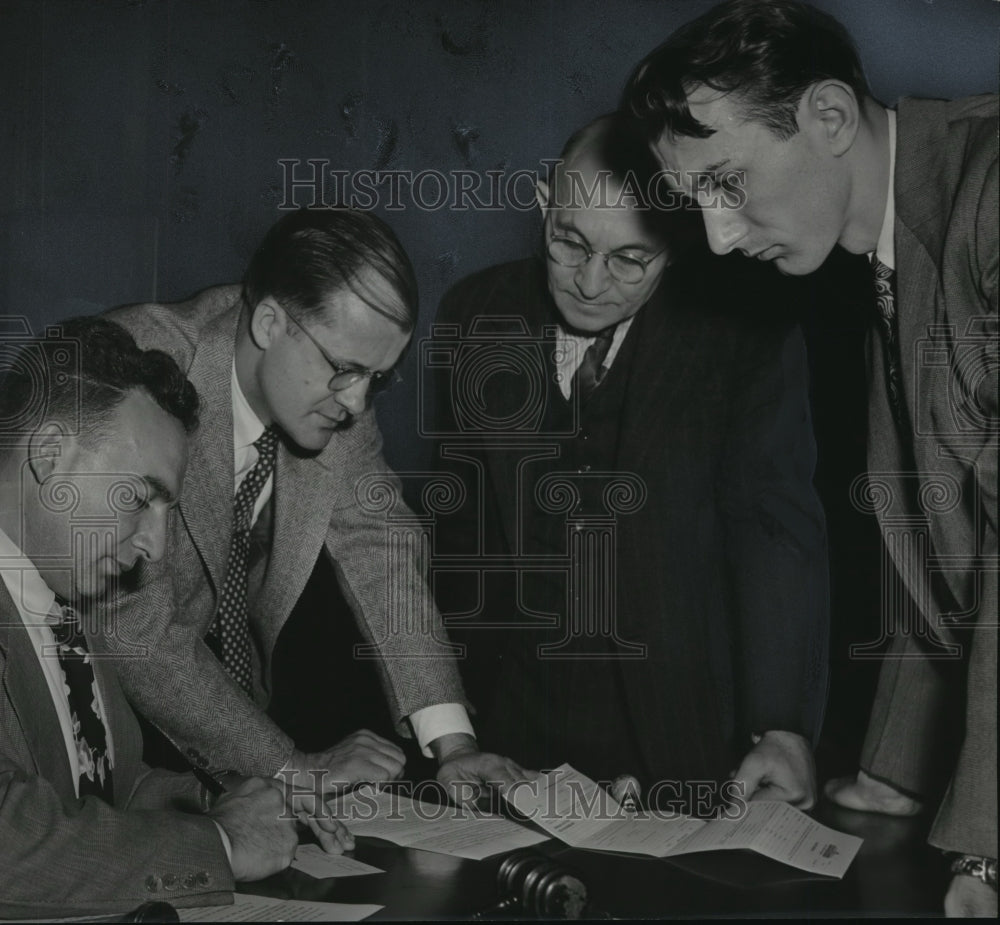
[{"xmin": 949, "ymin": 854, "xmax": 998, "ymax": 890}]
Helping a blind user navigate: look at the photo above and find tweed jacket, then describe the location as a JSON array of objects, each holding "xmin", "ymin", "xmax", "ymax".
[
  {"xmin": 0, "ymin": 584, "xmax": 232, "ymax": 918},
  {"xmin": 102, "ymin": 288, "xmax": 467, "ymax": 775},
  {"xmin": 861, "ymin": 95, "xmax": 997, "ymax": 858}
]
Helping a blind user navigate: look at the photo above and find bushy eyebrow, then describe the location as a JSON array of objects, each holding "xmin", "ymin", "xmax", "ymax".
[
  {"xmin": 143, "ymin": 475, "xmax": 176, "ymax": 505},
  {"xmin": 551, "ymin": 216, "xmax": 657, "ymax": 254}
]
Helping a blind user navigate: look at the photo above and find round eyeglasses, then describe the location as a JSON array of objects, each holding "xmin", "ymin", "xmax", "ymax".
[
  {"xmin": 546, "ymin": 234, "xmax": 666, "ymax": 284},
  {"xmin": 284, "ymin": 310, "xmax": 398, "ymax": 394}
]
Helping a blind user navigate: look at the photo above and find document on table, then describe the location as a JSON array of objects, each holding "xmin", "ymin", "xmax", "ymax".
[
  {"xmin": 330, "ymin": 787, "xmax": 549, "ymax": 860},
  {"xmin": 291, "ymin": 844, "xmax": 384, "ymax": 879},
  {"xmin": 504, "ymin": 764, "xmax": 862, "ymax": 878},
  {"xmin": 178, "ymin": 892, "xmax": 382, "ymax": 921}
]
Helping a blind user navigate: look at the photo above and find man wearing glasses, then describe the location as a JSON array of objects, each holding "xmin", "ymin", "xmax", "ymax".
[
  {"xmin": 101, "ymin": 208, "xmax": 525, "ymax": 816},
  {"xmin": 431, "ymin": 113, "xmax": 829, "ymax": 809}
]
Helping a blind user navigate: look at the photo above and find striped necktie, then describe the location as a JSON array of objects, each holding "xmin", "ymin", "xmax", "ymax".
[
  {"xmin": 206, "ymin": 425, "xmax": 280, "ymax": 697},
  {"xmin": 571, "ymin": 325, "xmax": 618, "ymax": 401}
]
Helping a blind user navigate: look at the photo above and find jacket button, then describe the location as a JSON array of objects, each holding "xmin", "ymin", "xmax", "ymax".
[
  {"xmin": 145, "ymin": 875, "xmax": 162, "ymax": 893},
  {"xmin": 196, "ymin": 871, "xmax": 212, "ymax": 887},
  {"xmin": 183, "ymin": 873, "xmax": 198, "ymax": 890},
  {"xmin": 579, "ymin": 464, "xmax": 591, "ymax": 472},
  {"xmin": 163, "ymin": 874, "xmax": 179, "ymax": 891}
]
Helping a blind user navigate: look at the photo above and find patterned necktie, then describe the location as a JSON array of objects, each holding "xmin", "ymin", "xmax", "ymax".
[
  {"xmin": 571, "ymin": 325, "xmax": 617, "ymax": 401},
  {"xmin": 52, "ymin": 600, "xmax": 114, "ymax": 803},
  {"xmin": 871, "ymin": 256, "xmax": 904, "ymax": 426},
  {"xmin": 207, "ymin": 425, "xmax": 280, "ymax": 696}
]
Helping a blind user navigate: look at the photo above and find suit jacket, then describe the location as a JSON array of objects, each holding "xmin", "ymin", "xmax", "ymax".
[
  {"xmin": 432, "ymin": 254, "xmax": 830, "ymax": 786},
  {"xmin": 103, "ymin": 288, "xmax": 467, "ymax": 775},
  {"xmin": 0, "ymin": 584, "xmax": 232, "ymax": 919},
  {"xmin": 860, "ymin": 96, "xmax": 998, "ymax": 858}
]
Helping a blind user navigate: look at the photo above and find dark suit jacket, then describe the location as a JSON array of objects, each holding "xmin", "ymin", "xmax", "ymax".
[
  {"xmin": 0, "ymin": 584, "xmax": 232, "ymax": 919},
  {"xmin": 860, "ymin": 95, "xmax": 997, "ymax": 858},
  {"xmin": 103, "ymin": 288, "xmax": 467, "ymax": 775},
  {"xmin": 431, "ymin": 255, "xmax": 829, "ymax": 785}
]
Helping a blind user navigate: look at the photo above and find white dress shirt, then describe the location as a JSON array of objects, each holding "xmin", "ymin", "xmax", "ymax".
[
  {"xmin": 230, "ymin": 364, "xmax": 473, "ymax": 756},
  {"xmin": 873, "ymin": 108, "xmax": 897, "ymax": 271},
  {"xmin": 554, "ymin": 316, "xmax": 636, "ymax": 400},
  {"xmin": 0, "ymin": 525, "xmax": 116, "ymax": 798}
]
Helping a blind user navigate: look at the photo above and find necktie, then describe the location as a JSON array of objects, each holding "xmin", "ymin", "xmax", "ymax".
[
  {"xmin": 871, "ymin": 256, "xmax": 904, "ymax": 426},
  {"xmin": 207, "ymin": 426, "xmax": 280, "ymax": 696},
  {"xmin": 52, "ymin": 600, "xmax": 114, "ymax": 803},
  {"xmin": 571, "ymin": 325, "xmax": 617, "ymax": 401}
]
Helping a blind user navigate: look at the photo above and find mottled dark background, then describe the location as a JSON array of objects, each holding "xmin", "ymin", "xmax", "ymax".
[{"xmin": 1, "ymin": 0, "xmax": 998, "ymax": 771}]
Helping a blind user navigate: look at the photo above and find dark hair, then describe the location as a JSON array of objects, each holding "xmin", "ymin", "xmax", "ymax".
[
  {"xmin": 0, "ymin": 316, "xmax": 199, "ymax": 443},
  {"xmin": 622, "ymin": 0, "xmax": 869, "ymax": 142},
  {"xmin": 242, "ymin": 208, "xmax": 418, "ymax": 332}
]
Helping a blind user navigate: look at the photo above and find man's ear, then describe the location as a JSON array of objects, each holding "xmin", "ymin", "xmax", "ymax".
[
  {"xmin": 248, "ymin": 296, "xmax": 284, "ymax": 350},
  {"xmin": 804, "ymin": 80, "xmax": 859, "ymax": 157},
  {"xmin": 26, "ymin": 422, "xmax": 65, "ymax": 484},
  {"xmin": 535, "ymin": 178, "xmax": 551, "ymax": 216}
]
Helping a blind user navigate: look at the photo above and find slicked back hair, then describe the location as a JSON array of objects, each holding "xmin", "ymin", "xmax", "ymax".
[
  {"xmin": 242, "ymin": 208, "xmax": 418, "ymax": 333},
  {"xmin": 622, "ymin": 0, "xmax": 869, "ymax": 142}
]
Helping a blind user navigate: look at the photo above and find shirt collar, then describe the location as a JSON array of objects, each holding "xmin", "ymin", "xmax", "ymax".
[
  {"xmin": 873, "ymin": 108, "xmax": 897, "ymax": 270},
  {"xmin": 231, "ymin": 360, "xmax": 265, "ymax": 453},
  {"xmin": 0, "ymin": 523, "xmax": 58, "ymax": 624}
]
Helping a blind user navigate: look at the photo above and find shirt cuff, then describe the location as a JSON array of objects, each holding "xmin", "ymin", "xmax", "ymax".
[
  {"xmin": 213, "ymin": 821, "xmax": 233, "ymax": 864},
  {"xmin": 409, "ymin": 703, "xmax": 475, "ymax": 758}
]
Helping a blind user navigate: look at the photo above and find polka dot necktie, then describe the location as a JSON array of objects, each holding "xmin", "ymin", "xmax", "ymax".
[
  {"xmin": 571, "ymin": 324, "xmax": 618, "ymax": 401},
  {"xmin": 871, "ymin": 256, "xmax": 904, "ymax": 427},
  {"xmin": 206, "ymin": 425, "xmax": 280, "ymax": 697},
  {"xmin": 53, "ymin": 600, "xmax": 115, "ymax": 803}
]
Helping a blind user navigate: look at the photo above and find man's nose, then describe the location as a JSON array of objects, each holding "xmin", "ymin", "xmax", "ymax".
[
  {"xmin": 574, "ymin": 254, "xmax": 612, "ymax": 299},
  {"xmin": 132, "ymin": 508, "xmax": 167, "ymax": 564},
  {"xmin": 702, "ymin": 204, "xmax": 749, "ymax": 256},
  {"xmin": 334, "ymin": 378, "xmax": 370, "ymax": 416}
]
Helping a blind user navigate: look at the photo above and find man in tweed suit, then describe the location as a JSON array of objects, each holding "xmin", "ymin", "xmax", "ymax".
[
  {"xmin": 104, "ymin": 208, "xmax": 523, "ymax": 807},
  {"xmin": 0, "ymin": 318, "xmax": 297, "ymax": 918},
  {"xmin": 623, "ymin": 0, "xmax": 997, "ymax": 915}
]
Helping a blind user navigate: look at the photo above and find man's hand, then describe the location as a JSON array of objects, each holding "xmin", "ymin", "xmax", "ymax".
[
  {"xmin": 944, "ymin": 874, "xmax": 998, "ymax": 917},
  {"xmin": 731, "ymin": 730, "xmax": 816, "ymax": 809},
  {"xmin": 282, "ymin": 729, "xmax": 406, "ymax": 795},
  {"xmin": 208, "ymin": 777, "xmax": 297, "ymax": 881},
  {"xmin": 431, "ymin": 733, "xmax": 534, "ymax": 806},
  {"xmin": 823, "ymin": 769, "xmax": 922, "ymax": 816}
]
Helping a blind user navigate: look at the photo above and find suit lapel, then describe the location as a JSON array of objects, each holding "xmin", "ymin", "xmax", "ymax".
[
  {"xmin": 87, "ymin": 628, "xmax": 141, "ymax": 806},
  {"xmin": 617, "ymin": 269, "xmax": 697, "ymax": 470},
  {"xmin": 254, "ymin": 448, "xmax": 343, "ymax": 657},
  {"xmin": 0, "ymin": 587, "xmax": 78, "ymax": 803},
  {"xmin": 180, "ymin": 305, "xmax": 241, "ymax": 592}
]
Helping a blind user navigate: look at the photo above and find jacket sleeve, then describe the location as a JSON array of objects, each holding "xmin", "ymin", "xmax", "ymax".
[
  {"xmin": 0, "ymin": 765, "xmax": 232, "ymax": 919},
  {"xmin": 718, "ymin": 321, "xmax": 831, "ymax": 744},
  {"xmin": 320, "ymin": 406, "xmax": 471, "ymax": 739}
]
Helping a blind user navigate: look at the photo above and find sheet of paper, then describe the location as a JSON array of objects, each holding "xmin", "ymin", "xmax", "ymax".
[
  {"xmin": 291, "ymin": 844, "xmax": 384, "ymax": 879},
  {"xmin": 503, "ymin": 764, "xmax": 862, "ymax": 878},
  {"xmin": 667, "ymin": 800, "xmax": 863, "ymax": 878},
  {"xmin": 332, "ymin": 787, "xmax": 548, "ymax": 860},
  {"xmin": 179, "ymin": 892, "xmax": 382, "ymax": 921}
]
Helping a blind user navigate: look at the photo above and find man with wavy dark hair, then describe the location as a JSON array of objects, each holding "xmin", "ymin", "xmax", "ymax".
[
  {"xmin": 103, "ymin": 208, "xmax": 524, "ymax": 824},
  {"xmin": 0, "ymin": 317, "xmax": 298, "ymax": 917},
  {"xmin": 623, "ymin": 0, "xmax": 997, "ymax": 915}
]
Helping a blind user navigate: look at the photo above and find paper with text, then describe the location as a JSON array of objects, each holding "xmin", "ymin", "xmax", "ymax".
[
  {"xmin": 504, "ymin": 765, "xmax": 862, "ymax": 878},
  {"xmin": 291, "ymin": 844, "xmax": 384, "ymax": 879}
]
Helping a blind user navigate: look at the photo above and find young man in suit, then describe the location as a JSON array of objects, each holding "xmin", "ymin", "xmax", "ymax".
[
  {"xmin": 0, "ymin": 318, "xmax": 298, "ymax": 918},
  {"xmin": 103, "ymin": 208, "xmax": 524, "ymax": 809},
  {"xmin": 623, "ymin": 0, "xmax": 997, "ymax": 914},
  {"xmin": 431, "ymin": 112, "xmax": 829, "ymax": 811}
]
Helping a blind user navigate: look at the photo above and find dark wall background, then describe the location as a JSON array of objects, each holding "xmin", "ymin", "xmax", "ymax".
[{"xmin": 2, "ymin": 0, "xmax": 998, "ymax": 765}]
